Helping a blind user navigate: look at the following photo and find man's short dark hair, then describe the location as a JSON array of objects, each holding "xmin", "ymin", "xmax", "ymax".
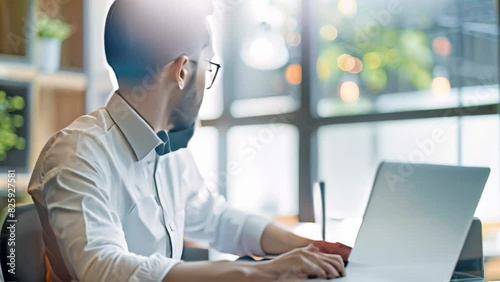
[{"xmin": 104, "ymin": 0, "xmax": 213, "ymax": 83}]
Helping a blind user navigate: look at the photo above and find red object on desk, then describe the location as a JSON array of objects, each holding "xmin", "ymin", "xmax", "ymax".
[{"xmin": 313, "ymin": 241, "xmax": 352, "ymax": 262}]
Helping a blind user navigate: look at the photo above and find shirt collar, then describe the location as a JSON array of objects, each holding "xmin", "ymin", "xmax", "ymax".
[
  {"xmin": 155, "ymin": 125, "xmax": 195, "ymax": 156},
  {"xmin": 106, "ymin": 92, "xmax": 163, "ymax": 161}
]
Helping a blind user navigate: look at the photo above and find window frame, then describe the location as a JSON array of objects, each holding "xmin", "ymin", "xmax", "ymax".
[{"xmin": 201, "ymin": 0, "xmax": 500, "ymax": 222}]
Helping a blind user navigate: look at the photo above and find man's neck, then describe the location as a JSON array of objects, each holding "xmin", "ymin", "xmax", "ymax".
[{"xmin": 117, "ymin": 85, "xmax": 175, "ymax": 132}]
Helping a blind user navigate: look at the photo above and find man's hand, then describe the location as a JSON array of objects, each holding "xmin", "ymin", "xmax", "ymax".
[
  {"xmin": 260, "ymin": 222, "xmax": 352, "ymax": 262},
  {"xmin": 163, "ymin": 245, "xmax": 345, "ymax": 282},
  {"xmin": 312, "ymin": 241, "xmax": 352, "ymax": 262},
  {"xmin": 255, "ymin": 244, "xmax": 346, "ymax": 280}
]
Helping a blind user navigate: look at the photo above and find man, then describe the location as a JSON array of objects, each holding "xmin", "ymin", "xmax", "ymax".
[{"xmin": 28, "ymin": 1, "xmax": 349, "ymax": 281}]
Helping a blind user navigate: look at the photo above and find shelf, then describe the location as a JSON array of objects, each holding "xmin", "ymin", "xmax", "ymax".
[
  {"xmin": 0, "ymin": 64, "xmax": 88, "ymax": 183},
  {"xmin": 0, "ymin": 64, "xmax": 86, "ymax": 91}
]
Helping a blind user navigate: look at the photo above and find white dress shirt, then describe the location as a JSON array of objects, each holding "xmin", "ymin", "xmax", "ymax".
[{"xmin": 28, "ymin": 93, "xmax": 272, "ymax": 282}]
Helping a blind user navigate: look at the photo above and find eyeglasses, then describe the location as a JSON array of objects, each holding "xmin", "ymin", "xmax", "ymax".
[
  {"xmin": 206, "ymin": 61, "xmax": 221, "ymax": 90},
  {"xmin": 191, "ymin": 60, "xmax": 222, "ymax": 90}
]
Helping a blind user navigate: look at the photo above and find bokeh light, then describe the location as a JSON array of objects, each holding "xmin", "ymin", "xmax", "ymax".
[
  {"xmin": 317, "ymin": 58, "xmax": 332, "ymax": 81},
  {"xmin": 249, "ymin": 37, "xmax": 274, "ymax": 60},
  {"xmin": 337, "ymin": 54, "xmax": 356, "ymax": 72},
  {"xmin": 338, "ymin": 0, "xmax": 357, "ymax": 16},
  {"xmin": 339, "ymin": 81, "xmax": 360, "ymax": 103},
  {"xmin": 414, "ymin": 71, "xmax": 432, "ymax": 90},
  {"xmin": 385, "ymin": 48, "xmax": 401, "ymax": 68},
  {"xmin": 363, "ymin": 52, "xmax": 382, "ymax": 69},
  {"xmin": 350, "ymin": 58, "xmax": 363, "ymax": 73},
  {"xmin": 285, "ymin": 31, "xmax": 302, "ymax": 46},
  {"xmin": 320, "ymin": 24, "xmax": 338, "ymax": 41},
  {"xmin": 285, "ymin": 64, "xmax": 303, "ymax": 85},
  {"xmin": 431, "ymin": 77, "xmax": 451, "ymax": 97},
  {"xmin": 363, "ymin": 69, "xmax": 388, "ymax": 92},
  {"xmin": 241, "ymin": 22, "xmax": 290, "ymax": 70},
  {"xmin": 432, "ymin": 36, "xmax": 452, "ymax": 56}
]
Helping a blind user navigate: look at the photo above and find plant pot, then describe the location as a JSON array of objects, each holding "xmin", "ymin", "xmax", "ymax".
[{"xmin": 38, "ymin": 38, "xmax": 62, "ymax": 74}]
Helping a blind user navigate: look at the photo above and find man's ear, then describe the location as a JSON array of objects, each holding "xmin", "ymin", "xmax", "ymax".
[{"xmin": 172, "ymin": 55, "xmax": 189, "ymax": 90}]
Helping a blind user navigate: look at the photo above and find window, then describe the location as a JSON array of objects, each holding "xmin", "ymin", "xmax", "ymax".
[
  {"xmin": 227, "ymin": 124, "xmax": 299, "ymax": 217},
  {"xmin": 311, "ymin": 0, "xmax": 499, "ymax": 225},
  {"xmin": 314, "ymin": 0, "xmax": 499, "ymax": 117},
  {"xmin": 190, "ymin": 0, "xmax": 499, "ymax": 261},
  {"xmin": 223, "ymin": 0, "xmax": 303, "ymax": 118},
  {"xmin": 195, "ymin": 0, "xmax": 499, "ymax": 220},
  {"xmin": 462, "ymin": 115, "xmax": 500, "ymax": 221},
  {"xmin": 318, "ymin": 123, "xmax": 376, "ymax": 218},
  {"xmin": 318, "ymin": 117, "xmax": 460, "ymax": 218},
  {"xmin": 188, "ymin": 126, "xmax": 219, "ymax": 190}
]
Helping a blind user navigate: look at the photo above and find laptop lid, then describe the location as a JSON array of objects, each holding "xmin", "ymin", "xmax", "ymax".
[
  {"xmin": 347, "ymin": 162, "xmax": 490, "ymax": 281},
  {"xmin": 451, "ymin": 218, "xmax": 484, "ymax": 281}
]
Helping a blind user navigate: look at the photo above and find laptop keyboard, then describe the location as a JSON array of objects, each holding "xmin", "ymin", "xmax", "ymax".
[
  {"xmin": 451, "ymin": 272, "xmax": 482, "ymax": 281},
  {"xmin": 452, "ymin": 272, "xmax": 470, "ymax": 279}
]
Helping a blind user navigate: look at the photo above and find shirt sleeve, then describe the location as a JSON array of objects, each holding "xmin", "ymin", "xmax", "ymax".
[
  {"xmin": 182, "ymin": 150, "xmax": 273, "ymax": 257},
  {"xmin": 39, "ymin": 133, "xmax": 179, "ymax": 282}
]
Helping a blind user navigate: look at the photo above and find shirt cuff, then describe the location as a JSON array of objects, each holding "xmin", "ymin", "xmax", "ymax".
[
  {"xmin": 240, "ymin": 215, "xmax": 273, "ymax": 257},
  {"xmin": 130, "ymin": 253, "xmax": 181, "ymax": 282}
]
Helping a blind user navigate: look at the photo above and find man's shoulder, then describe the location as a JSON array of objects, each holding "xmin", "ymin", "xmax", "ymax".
[
  {"xmin": 39, "ymin": 108, "xmax": 118, "ymax": 168},
  {"xmin": 66, "ymin": 107, "xmax": 116, "ymax": 136},
  {"xmin": 28, "ymin": 108, "xmax": 124, "ymax": 193},
  {"xmin": 45, "ymin": 108, "xmax": 113, "ymax": 151}
]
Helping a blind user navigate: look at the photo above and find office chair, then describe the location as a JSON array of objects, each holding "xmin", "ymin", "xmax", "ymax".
[{"xmin": 0, "ymin": 203, "xmax": 46, "ymax": 282}]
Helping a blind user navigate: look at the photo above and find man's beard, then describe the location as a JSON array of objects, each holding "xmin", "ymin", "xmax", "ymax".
[{"xmin": 169, "ymin": 76, "xmax": 203, "ymax": 131}]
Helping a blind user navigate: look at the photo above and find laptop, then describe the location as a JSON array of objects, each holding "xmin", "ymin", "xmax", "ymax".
[
  {"xmin": 317, "ymin": 162, "xmax": 490, "ymax": 282},
  {"xmin": 451, "ymin": 218, "xmax": 484, "ymax": 281}
]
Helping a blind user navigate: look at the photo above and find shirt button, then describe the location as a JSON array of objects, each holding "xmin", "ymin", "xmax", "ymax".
[{"xmin": 169, "ymin": 222, "xmax": 175, "ymax": 232}]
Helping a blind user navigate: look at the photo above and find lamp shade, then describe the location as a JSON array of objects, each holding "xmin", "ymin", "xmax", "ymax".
[{"xmin": 241, "ymin": 22, "xmax": 290, "ymax": 70}]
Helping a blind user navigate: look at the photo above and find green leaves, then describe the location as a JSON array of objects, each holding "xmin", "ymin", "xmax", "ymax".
[
  {"xmin": 318, "ymin": 25, "xmax": 434, "ymax": 94},
  {"xmin": 0, "ymin": 90, "xmax": 26, "ymax": 161},
  {"xmin": 37, "ymin": 13, "xmax": 73, "ymax": 41}
]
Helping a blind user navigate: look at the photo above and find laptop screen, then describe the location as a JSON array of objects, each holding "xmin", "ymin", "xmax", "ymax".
[{"xmin": 454, "ymin": 219, "xmax": 484, "ymax": 278}]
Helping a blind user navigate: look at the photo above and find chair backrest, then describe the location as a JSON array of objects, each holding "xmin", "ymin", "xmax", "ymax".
[{"xmin": 0, "ymin": 203, "xmax": 46, "ymax": 282}]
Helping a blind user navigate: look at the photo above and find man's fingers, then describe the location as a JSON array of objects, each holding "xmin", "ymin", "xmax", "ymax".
[
  {"xmin": 300, "ymin": 256, "xmax": 328, "ymax": 279},
  {"xmin": 322, "ymin": 255, "xmax": 345, "ymax": 277},
  {"xmin": 307, "ymin": 252, "xmax": 341, "ymax": 279},
  {"xmin": 270, "ymin": 246, "xmax": 347, "ymax": 280},
  {"xmin": 321, "ymin": 253, "xmax": 345, "ymax": 266},
  {"xmin": 315, "ymin": 252, "xmax": 345, "ymax": 277},
  {"xmin": 300, "ymin": 249, "xmax": 344, "ymax": 278},
  {"xmin": 306, "ymin": 244, "xmax": 320, "ymax": 252}
]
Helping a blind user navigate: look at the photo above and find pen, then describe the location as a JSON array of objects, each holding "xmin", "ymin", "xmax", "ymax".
[{"xmin": 319, "ymin": 181, "xmax": 326, "ymax": 241}]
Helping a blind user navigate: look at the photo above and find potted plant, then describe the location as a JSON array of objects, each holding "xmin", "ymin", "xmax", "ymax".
[
  {"xmin": 37, "ymin": 13, "xmax": 73, "ymax": 74},
  {"xmin": 0, "ymin": 90, "xmax": 26, "ymax": 162}
]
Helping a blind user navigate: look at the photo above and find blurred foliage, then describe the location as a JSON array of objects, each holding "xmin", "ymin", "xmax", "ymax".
[
  {"xmin": 37, "ymin": 13, "xmax": 73, "ymax": 41},
  {"xmin": 318, "ymin": 28, "xmax": 433, "ymax": 94},
  {"xmin": 0, "ymin": 90, "xmax": 26, "ymax": 161}
]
